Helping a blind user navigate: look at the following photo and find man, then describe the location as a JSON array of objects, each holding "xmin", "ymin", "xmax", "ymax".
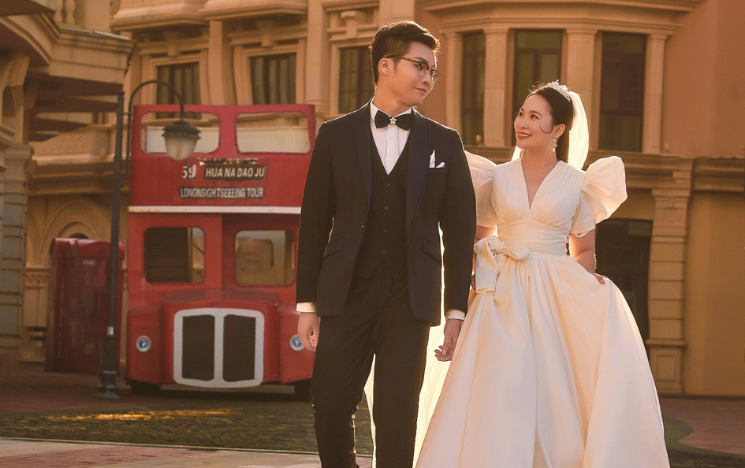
[{"xmin": 296, "ymin": 21, "xmax": 476, "ymax": 468}]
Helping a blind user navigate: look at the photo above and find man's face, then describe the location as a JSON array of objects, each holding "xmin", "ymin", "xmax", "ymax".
[{"xmin": 382, "ymin": 42, "xmax": 437, "ymax": 108}]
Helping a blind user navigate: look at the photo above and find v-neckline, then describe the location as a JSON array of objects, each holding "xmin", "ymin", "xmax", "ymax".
[{"xmin": 519, "ymin": 159, "xmax": 562, "ymax": 210}]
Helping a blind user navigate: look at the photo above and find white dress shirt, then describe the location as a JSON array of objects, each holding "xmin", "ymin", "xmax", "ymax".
[
  {"xmin": 369, "ymin": 101, "xmax": 412, "ymax": 174},
  {"xmin": 298, "ymin": 100, "xmax": 465, "ymax": 321}
]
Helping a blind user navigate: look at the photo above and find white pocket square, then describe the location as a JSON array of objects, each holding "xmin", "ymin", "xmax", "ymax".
[{"xmin": 428, "ymin": 151, "xmax": 445, "ymax": 169}]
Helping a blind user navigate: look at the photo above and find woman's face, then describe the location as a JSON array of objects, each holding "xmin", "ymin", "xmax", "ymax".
[{"xmin": 514, "ymin": 94, "xmax": 559, "ymax": 153}]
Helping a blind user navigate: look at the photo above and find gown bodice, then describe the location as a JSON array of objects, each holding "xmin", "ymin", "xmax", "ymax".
[{"xmin": 470, "ymin": 155, "xmax": 627, "ymax": 257}]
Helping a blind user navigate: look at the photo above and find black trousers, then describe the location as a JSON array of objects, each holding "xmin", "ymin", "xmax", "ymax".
[{"xmin": 311, "ymin": 264, "xmax": 431, "ymax": 468}]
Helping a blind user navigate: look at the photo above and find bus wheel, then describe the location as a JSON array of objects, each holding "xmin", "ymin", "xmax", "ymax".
[
  {"xmin": 128, "ymin": 379, "xmax": 160, "ymax": 396},
  {"xmin": 294, "ymin": 379, "xmax": 311, "ymax": 401}
]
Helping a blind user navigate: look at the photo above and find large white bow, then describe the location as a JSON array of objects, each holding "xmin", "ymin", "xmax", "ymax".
[{"xmin": 473, "ymin": 236, "xmax": 530, "ymax": 293}]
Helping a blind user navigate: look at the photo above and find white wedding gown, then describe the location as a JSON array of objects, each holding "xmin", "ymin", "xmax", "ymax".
[{"xmin": 412, "ymin": 154, "xmax": 670, "ymax": 468}]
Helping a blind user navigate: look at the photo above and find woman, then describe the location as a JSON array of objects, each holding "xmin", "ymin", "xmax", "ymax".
[{"xmin": 414, "ymin": 82, "xmax": 670, "ymax": 467}]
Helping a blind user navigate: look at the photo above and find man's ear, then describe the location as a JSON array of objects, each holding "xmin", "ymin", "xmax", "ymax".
[{"xmin": 378, "ymin": 58, "xmax": 391, "ymax": 78}]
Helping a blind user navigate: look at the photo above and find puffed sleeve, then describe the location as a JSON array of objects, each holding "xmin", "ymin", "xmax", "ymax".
[
  {"xmin": 570, "ymin": 156, "xmax": 627, "ymax": 237},
  {"xmin": 466, "ymin": 151, "xmax": 497, "ymax": 228}
]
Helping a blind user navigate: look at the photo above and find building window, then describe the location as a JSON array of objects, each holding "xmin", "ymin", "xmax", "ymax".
[
  {"xmin": 512, "ymin": 30, "xmax": 562, "ymax": 143},
  {"xmin": 596, "ymin": 219, "xmax": 652, "ymax": 351},
  {"xmin": 338, "ymin": 46, "xmax": 375, "ymax": 114},
  {"xmin": 156, "ymin": 62, "xmax": 201, "ymax": 119},
  {"xmin": 461, "ymin": 32, "xmax": 485, "ymax": 146},
  {"xmin": 251, "ymin": 54, "xmax": 296, "ymax": 105},
  {"xmin": 599, "ymin": 33, "xmax": 646, "ymax": 152},
  {"xmin": 144, "ymin": 227, "xmax": 205, "ymax": 284}
]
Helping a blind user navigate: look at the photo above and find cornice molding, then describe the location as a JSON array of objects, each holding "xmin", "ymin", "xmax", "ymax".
[
  {"xmin": 0, "ymin": 0, "xmax": 55, "ymax": 17},
  {"xmin": 29, "ymin": 160, "xmax": 129, "ymax": 197},
  {"xmin": 322, "ymin": 0, "xmax": 378, "ymax": 13},
  {"xmin": 692, "ymin": 157, "xmax": 745, "ymax": 194},
  {"xmin": 112, "ymin": 0, "xmax": 209, "ymax": 32},
  {"xmin": 425, "ymin": 0, "xmax": 702, "ymax": 14},
  {"xmin": 200, "ymin": 0, "xmax": 308, "ymax": 21},
  {"xmin": 429, "ymin": 0, "xmax": 694, "ymax": 36},
  {"xmin": 0, "ymin": 13, "xmax": 58, "ymax": 66}
]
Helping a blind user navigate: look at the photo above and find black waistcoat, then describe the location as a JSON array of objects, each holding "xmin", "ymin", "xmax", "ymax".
[{"xmin": 354, "ymin": 136, "xmax": 410, "ymax": 279}]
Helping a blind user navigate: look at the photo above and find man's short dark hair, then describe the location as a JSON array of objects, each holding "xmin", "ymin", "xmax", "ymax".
[{"xmin": 368, "ymin": 21, "xmax": 440, "ymax": 83}]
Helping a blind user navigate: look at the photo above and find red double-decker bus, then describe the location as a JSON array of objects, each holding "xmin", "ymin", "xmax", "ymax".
[{"xmin": 125, "ymin": 104, "xmax": 315, "ymax": 398}]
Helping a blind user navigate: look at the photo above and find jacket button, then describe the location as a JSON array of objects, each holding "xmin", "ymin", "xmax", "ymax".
[
  {"xmin": 381, "ymin": 250, "xmax": 386, "ymax": 255},
  {"xmin": 383, "ymin": 205, "xmax": 389, "ymax": 210},
  {"xmin": 361, "ymin": 224, "xmax": 365, "ymax": 229}
]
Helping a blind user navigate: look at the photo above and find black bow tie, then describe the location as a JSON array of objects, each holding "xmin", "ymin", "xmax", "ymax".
[{"xmin": 375, "ymin": 110, "xmax": 413, "ymax": 130}]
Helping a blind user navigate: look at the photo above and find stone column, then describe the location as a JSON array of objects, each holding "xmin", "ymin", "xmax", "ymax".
[
  {"xmin": 565, "ymin": 28, "xmax": 597, "ymax": 148},
  {"xmin": 444, "ymin": 32, "xmax": 463, "ymax": 130},
  {"xmin": 0, "ymin": 144, "xmax": 33, "ymax": 351},
  {"xmin": 378, "ymin": 0, "xmax": 414, "ymax": 23},
  {"xmin": 208, "ymin": 20, "xmax": 236, "ymax": 105},
  {"xmin": 306, "ymin": 0, "xmax": 330, "ymax": 118},
  {"xmin": 642, "ymin": 34, "xmax": 667, "ymax": 155},
  {"xmin": 296, "ymin": 36, "xmax": 307, "ymax": 105},
  {"xmin": 0, "ymin": 52, "xmax": 29, "ymax": 351},
  {"xmin": 0, "ymin": 137, "xmax": 7, "ymax": 349},
  {"xmin": 483, "ymin": 27, "xmax": 508, "ymax": 148},
  {"xmin": 646, "ymin": 160, "xmax": 693, "ymax": 394}
]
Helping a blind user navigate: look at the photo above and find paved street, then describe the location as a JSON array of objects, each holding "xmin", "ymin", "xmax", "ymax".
[
  {"xmin": 0, "ymin": 439, "xmax": 374, "ymax": 467},
  {"xmin": 0, "ymin": 364, "xmax": 743, "ymax": 467}
]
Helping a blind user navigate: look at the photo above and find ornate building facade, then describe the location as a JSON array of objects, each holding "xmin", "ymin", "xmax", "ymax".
[
  {"xmin": 0, "ymin": 1, "xmax": 131, "ymax": 361},
  {"xmin": 24, "ymin": 0, "xmax": 745, "ymax": 395}
]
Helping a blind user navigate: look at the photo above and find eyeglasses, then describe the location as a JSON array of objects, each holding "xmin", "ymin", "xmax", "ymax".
[{"xmin": 386, "ymin": 55, "xmax": 440, "ymax": 83}]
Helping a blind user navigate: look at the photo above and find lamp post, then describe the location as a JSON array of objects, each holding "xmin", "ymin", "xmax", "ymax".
[{"xmin": 97, "ymin": 80, "xmax": 200, "ymax": 398}]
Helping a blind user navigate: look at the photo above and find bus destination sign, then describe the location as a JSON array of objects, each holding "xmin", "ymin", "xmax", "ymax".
[{"xmin": 193, "ymin": 159, "xmax": 266, "ymax": 181}]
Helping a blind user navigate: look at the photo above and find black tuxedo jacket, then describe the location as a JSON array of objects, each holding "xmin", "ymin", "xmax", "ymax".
[{"xmin": 296, "ymin": 103, "xmax": 476, "ymax": 325}]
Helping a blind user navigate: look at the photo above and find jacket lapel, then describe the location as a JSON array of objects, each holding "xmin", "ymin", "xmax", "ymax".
[
  {"xmin": 355, "ymin": 103, "xmax": 373, "ymax": 211},
  {"xmin": 406, "ymin": 110, "xmax": 428, "ymax": 242}
]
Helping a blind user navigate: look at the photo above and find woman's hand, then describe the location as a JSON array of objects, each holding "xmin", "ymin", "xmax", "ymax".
[
  {"xmin": 568, "ymin": 231, "xmax": 597, "ymax": 273},
  {"xmin": 435, "ymin": 319, "xmax": 462, "ymax": 362}
]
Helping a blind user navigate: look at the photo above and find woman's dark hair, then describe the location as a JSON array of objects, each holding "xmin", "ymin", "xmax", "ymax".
[
  {"xmin": 528, "ymin": 83, "xmax": 574, "ymax": 163},
  {"xmin": 369, "ymin": 21, "xmax": 440, "ymax": 84}
]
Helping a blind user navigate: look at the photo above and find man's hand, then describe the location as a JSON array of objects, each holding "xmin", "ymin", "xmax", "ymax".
[
  {"xmin": 297, "ymin": 312, "xmax": 320, "ymax": 351},
  {"xmin": 434, "ymin": 318, "xmax": 463, "ymax": 361}
]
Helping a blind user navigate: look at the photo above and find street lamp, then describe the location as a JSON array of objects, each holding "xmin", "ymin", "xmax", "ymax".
[{"xmin": 97, "ymin": 80, "xmax": 200, "ymax": 398}]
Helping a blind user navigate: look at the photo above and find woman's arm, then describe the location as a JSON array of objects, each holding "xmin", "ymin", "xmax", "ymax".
[
  {"xmin": 568, "ymin": 230, "xmax": 605, "ymax": 284},
  {"xmin": 472, "ymin": 225, "xmax": 496, "ymax": 287},
  {"xmin": 475, "ymin": 225, "xmax": 496, "ymax": 244}
]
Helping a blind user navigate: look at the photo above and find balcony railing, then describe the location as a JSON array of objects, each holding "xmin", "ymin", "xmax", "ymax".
[
  {"xmin": 54, "ymin": 0, "xmax": 75, "ymax": 25},
  {"xmin": 50, "ymin": 0, "xmax": 114, "ymax": 31}
]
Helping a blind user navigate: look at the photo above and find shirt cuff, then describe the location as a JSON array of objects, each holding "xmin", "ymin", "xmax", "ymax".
[
  {"xmin": 297, "ymin": 302, "xmax": 316, "ymax": 313},
  {"xmin": 445, "ymin": 309, "xmax": 465, "ymax": 321}
]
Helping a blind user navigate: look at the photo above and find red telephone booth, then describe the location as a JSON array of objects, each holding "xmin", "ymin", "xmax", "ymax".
[{"xmin": 46, "ymin": 239, "xmax": 125, "ymax": 374}]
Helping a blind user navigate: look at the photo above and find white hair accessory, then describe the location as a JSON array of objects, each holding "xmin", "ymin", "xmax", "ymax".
[{"xmin": 546, "ymin": 80, "xmax": 571, "ymax": 101}]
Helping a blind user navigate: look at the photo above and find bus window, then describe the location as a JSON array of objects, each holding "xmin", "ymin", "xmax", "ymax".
[
  {"xmin": 235, "ymin": 230, "xmax": 294, "ymax": 286},
  {"xmin": 139, "ymin": 112, "xmax": 220, "ymax": 155},
  {"xmin": 144, "ymin": 227, "xmax": 205, "ymax": 283},
  {"xmin": 235, "ymin": 112, "xmax": 310, "ymax": 154}
]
